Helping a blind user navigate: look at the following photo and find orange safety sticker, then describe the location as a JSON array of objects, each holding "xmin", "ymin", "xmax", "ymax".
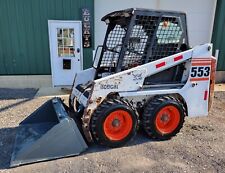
[
  {"xmin": 155, "ymin": 62, "xmax": 166, "ymax": 68},
  {"xmin": 204, "ymin": 90, "xmax": 208, "ymax": 100},
  {"xmin": 192, "ymin": 62, "xmax": 211, "ymax": 66},
  {"xmin": 190, "ymin": 77, "xmax": 209, "ymax": 82}
]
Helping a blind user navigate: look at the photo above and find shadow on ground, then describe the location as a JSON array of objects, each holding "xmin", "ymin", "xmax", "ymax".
[
  {"xmin": 0, "ymin": 127, "xmax": 152, "ymax": 170},
  {"xmin": 86, "ymin": 129, "xmax": 152, "ymax": 154},
  {"xmin": 0, "ymin": 88, "xmax": 153, "ymax": 169},
  {"xmin": 0, "ymin": 98, "xmax": 33, "ymax": 113},
  {"xmin": 0, "ymin": 88, "xmax": 38, "ymax": 113},
  {"xmin": 0, "ymin": 88, "xmax": 38, "ymax": 100},
  {"xmin": 0, "ymin": 127, "xmax": 18, "ymax": 169}
]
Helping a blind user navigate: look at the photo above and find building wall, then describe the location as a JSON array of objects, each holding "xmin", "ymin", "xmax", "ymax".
[
  {"xmin": 0, "ymin": 0, "xmax": 221, "ymax": 87},
  {"xmin": 94, "ymin": 0, "xmax": 217, "ymax": 48},
  {"xmin": 0, "ymin": 0, "xmax": 94, "ymax": 75},
  {"xmin": 212, "ymin": 0, "xmax": 225, "ymax": 82},
  {"xmin": 212, "ymin": 0, "xmax": 225, "ymax": 71}
]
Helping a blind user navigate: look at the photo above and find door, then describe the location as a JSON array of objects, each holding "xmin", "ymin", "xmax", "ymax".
[{"xmin": 48, "ymin": 20, "xmax": 83, "ymax": 87}]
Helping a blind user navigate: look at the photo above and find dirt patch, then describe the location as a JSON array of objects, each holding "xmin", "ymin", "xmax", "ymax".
[{"xmin": 0, "ymin": 90, "xmax": 225, "ymax": 172}]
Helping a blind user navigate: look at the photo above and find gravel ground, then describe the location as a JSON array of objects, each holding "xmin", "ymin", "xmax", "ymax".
[{"xmin": 0, "ymin": 89, "xmax": 225, "ymax": 173}]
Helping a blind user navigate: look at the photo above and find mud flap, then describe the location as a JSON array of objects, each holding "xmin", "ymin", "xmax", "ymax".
[{"xmin": 10, "ymin": 98, "xmax": 88, "ymax": 167}]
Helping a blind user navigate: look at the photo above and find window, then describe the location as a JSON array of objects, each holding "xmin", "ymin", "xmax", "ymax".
[
  {"xmin": 57, "ymin": 28, "xmax": 75, "ymax": 57},
  {"xmin": 156, "ymin": 21, "xmax": 182, "ymax": 44}
]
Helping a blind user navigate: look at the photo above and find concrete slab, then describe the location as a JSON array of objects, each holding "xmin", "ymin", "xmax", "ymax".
[
  {"xmin": 215, "ymin": 83, "xmax": 225, "ymax": 92},
  {"xmin": 216, "ymin": 71, "xmax": 225, "ymax": 83},
  {"xmin": 35, "ymin": 87, "xmax": 70, "ymax": 98},
  {"xmin": 0, "ymin": 75, "xmax": 52, "ymax": 88}
]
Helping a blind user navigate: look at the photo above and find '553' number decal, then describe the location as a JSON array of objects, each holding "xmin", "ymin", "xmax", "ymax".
[{"xmin": 191, "ymin": 66, "xmax": 210, "ymax": 78}]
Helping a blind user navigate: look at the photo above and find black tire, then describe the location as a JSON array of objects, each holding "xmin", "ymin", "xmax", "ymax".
[
  {"xmin": 90, "ymin": 98, "xmax": 138, "ymax": 147},
  {"xmin": 142, "ymin": 95, "xmax": 186, "ymax": 140},
  {"xmin": 69, "ymin": 95, "xmax": 74, "ymax": 110},
  {"xmin": 69, "ymin": 95, "xmax": 80, "ymax": 111}
]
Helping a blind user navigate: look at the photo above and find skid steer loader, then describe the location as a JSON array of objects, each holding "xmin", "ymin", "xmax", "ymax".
[{"xmin": 10, "ymin": 8, "xmax": 217, "ymax": 167}]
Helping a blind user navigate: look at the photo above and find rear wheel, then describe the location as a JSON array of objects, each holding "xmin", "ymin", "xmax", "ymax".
[
  {"xmin": 91, "ymin": 98, "xmax": 138, "ymax": 147},
  {"xmin": 142, "ymin": 95, "xmax": 186, "ymax": 140}
]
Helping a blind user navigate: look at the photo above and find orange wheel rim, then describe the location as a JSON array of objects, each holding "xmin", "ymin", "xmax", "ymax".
[
  {"xmin": 103, "ymin": 110, "xmax": 133, "ymax": 141},
  {"xmin": 155, "ymin": 105, "xmax": 180, "ymax": 134}
]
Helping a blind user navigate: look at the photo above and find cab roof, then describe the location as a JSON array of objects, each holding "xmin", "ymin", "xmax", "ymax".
[{"xmin": 101, "ymin": 8, "xmax": 186, "ymax": 22}]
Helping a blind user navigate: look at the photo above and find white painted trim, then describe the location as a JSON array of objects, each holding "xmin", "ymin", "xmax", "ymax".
[
  {"xmin": 79, "ymin": 21, "xmax": 84, "ymax": 71},
  {"xmin": 48, "ymin": 20, "xmax": 55, "ymax": 86},
  {"xmin": 48, "ymin": 20, "xmax": 82, "ymax": 23}
]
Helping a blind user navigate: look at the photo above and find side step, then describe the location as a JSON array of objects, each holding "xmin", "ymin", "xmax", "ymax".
[{"xmin": 10, "ymin": 98, "xmax": 88, "ymax": 167}]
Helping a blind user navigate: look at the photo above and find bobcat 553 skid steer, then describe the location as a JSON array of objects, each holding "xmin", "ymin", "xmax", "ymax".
[{"xmin": 10, "ymin": 8, "xmax": 217, "ymax": 167}]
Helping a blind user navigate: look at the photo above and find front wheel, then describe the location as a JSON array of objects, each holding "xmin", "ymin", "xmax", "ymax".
[
  {"xmin": 142, "ymin": 95, "xmax": 186, "ymax": 140},
  {"xmin": 90, "ymin": 98, "xmax": 138, "ymax": 147}
]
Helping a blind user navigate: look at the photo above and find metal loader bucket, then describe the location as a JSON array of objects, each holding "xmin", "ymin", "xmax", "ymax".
[{"xmin": 10, "ymin": 98, "xmax": 88, "ymax": 167}]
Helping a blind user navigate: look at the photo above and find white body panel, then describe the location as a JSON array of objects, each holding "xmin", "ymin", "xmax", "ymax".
[
  {"xmin": 73, "ymin": 43, "xmax": 214, "ymax": 118},
  {"xmin": 70, "ymin": 43, "xmax": 216, "ymax": 142},
  {"xmin": 69, "ymin": 44, "xmax": 217, "ymax": 135},
  {"xmin": 73, "ymin": 67, "xmax": 96, "ymax": 87},
  {"xmin": 70, "ymin": 67, "xmax": 96, "ymax": 104}
]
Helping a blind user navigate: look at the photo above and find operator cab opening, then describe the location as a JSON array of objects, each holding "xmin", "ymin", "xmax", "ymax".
[{"xmin": 93, "ymin": 8, "xmax": 190, "ymax": 87}]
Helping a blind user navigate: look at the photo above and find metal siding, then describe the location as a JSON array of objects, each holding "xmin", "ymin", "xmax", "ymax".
[
  {"xmin": 0, "ymin": 0, "xmax": 94, "ymax": 75},
  {"xmin": 211, "ymin": 0, "xmax": 225, "ymax": 71}
]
